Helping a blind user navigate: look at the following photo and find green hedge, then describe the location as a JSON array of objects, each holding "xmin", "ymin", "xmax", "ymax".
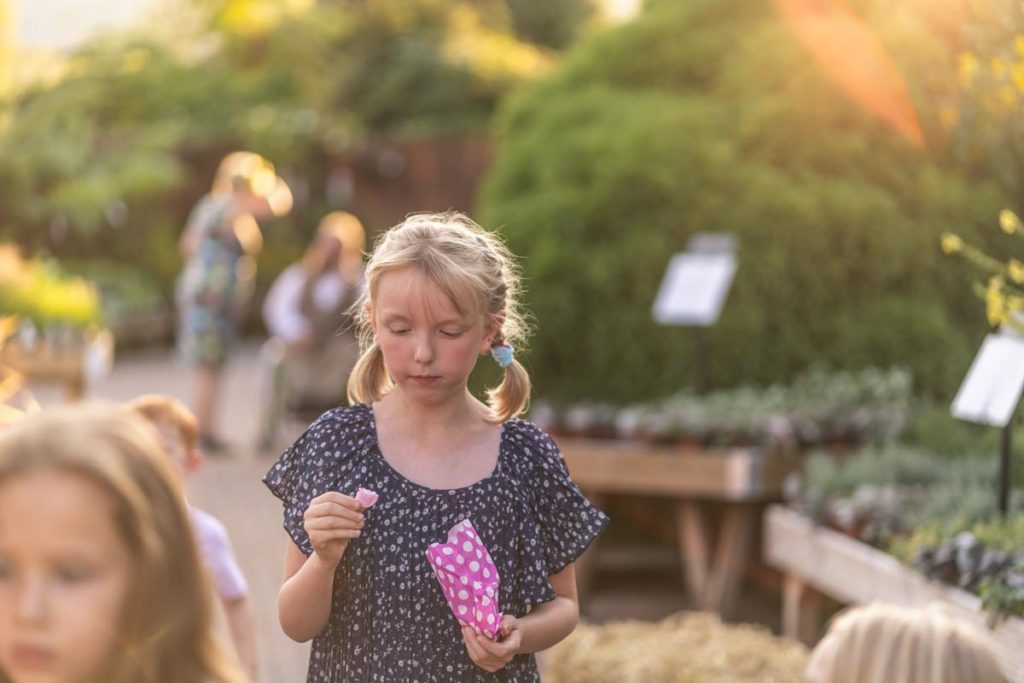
[{"xmin": 480, "ymin": 0, "xmax": 1010, "ymax": 403}]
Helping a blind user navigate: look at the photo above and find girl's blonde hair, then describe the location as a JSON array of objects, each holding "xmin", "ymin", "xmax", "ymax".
[
  {"xmin": 806, "ymin": 603, "xmax": 1006, "ymax": 683},
  {"xmin": 0, "ymin": 405, "xmax": 246, "ymax": 683},
  {"xmin": 347, "ymin": 211, "xmax": 531, "ymax": 421}
]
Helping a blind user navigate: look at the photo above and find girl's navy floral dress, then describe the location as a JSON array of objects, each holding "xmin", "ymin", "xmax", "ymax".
[{"xmin": 264, "ymin": 404, "xmax": 609, "ymax": 683}]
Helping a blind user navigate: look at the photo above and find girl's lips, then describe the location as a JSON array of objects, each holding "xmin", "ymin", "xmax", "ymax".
[
  {"xmin": 411, "ymin": 375, "xmax": 440, "ymax": 382},
  {"xmin": 11, "ymin": 643, "xmax": 55, "ymax": 669}
]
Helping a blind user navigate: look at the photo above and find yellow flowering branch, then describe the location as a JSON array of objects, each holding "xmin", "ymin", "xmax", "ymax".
[{"xmin": 943, "ymin": 210, "xmax": 1024, "ymax": 332}]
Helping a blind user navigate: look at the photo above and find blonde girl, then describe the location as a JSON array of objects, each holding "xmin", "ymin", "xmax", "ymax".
[
  {"xmin": 265, "ymin": 211, "xmax": 608, "ymax": 681},
  {"xmin": 0, "ymin": 405, "xmax": 247, "ymax": 683},
  {"xmin": 806, "ymin": 603, "xmax": 1006, "ymax": 683}
]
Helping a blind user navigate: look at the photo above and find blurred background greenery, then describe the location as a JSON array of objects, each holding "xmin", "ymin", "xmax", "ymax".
[
  {"xmin": 1, "ymin": 0, "xmax": 1022, "ymax": 410},
  {"xmin": 6, "ymin": 0, "xmax": 1024, "ymax": 652}
]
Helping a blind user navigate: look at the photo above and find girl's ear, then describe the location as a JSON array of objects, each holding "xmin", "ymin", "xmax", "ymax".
[
  {"xmin": 186, "ymin": 448, "xmax": 204, "ymax": 476},
  {"xmin": 480, "ymin": 312, "xmax": 506, "ymax": 354}
]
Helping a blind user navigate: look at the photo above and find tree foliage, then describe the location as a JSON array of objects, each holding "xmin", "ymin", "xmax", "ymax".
[
  {"xmin": 0, "ymin": 0, "xmax": 558, "ymax": 294},
  {"xmin": 481, "ymin": 0, "xmax": 1010, "ymax": 403}
]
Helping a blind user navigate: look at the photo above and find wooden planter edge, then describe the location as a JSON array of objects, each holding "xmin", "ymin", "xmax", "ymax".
[{"xmin": 764, "ymin": 505, "xmax": 1024, "ymax": 683}]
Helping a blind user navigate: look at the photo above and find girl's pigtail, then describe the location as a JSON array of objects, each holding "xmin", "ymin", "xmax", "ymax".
[
  {"xmin": 486, "ymin": 358, "xmax": 531, "ymax": 422},
  {"xmin": 347, "ymin": 342, "xmax": 391, "ymax": 405}
]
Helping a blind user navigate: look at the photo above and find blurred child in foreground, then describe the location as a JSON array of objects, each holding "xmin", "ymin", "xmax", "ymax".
[
  {"xmin": 0, "ymin": 404, "xmax": 246, "ymax": 683},
  {"xmin": 126, "ymin": 394, "xmax": 257, "ymax": 680},
  {"xmin": 806, "ymin": 602, "xmax": 1006, "ymax": 683}
]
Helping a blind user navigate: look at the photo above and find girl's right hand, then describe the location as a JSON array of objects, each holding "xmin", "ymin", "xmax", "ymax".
[{"xmin": 303, "ymin": 492, "xmax": 365, "ymax": 567}]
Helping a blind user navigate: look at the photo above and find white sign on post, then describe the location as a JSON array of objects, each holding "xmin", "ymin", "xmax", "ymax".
[
  {"xmin": 652, "ymin": 251, "xmax": 737, "ymax": 327},
  {"xmin": 951, "ymin": 332, "xmax": 1024, "ymax": 428},
  {"xmin": 687, "ymin": 232, "xmax": 738, "ymax": 255}
]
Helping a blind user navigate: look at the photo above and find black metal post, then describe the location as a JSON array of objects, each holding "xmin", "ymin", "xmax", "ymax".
[{"xmin": 999, "ymin": 423, "xmax": 1012, "ymax": 517}]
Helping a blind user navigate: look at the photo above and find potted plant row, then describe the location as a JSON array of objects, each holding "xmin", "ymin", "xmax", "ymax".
[{"xmin": 532, "ymin": 366, "xmax": 912, "ymax": 452}]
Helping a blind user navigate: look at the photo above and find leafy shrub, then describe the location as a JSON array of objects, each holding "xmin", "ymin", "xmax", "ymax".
[{"xmin": 480, "ymin": 0, "xmax": 1009, "ymax": 403}]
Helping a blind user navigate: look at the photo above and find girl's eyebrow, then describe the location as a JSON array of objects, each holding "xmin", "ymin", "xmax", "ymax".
[{"xmin": 380, "ymin": 311, "xmax": 468, "ymax": 326}]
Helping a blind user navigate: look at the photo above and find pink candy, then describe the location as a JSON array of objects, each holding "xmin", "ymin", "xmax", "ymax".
[
  {"xmin": 355, "ymin": 488, "xmax": 378, "ymax": 508},
  {"xmin": 425, "ymin": 519, "xmax": 503, "ymax": 640}
]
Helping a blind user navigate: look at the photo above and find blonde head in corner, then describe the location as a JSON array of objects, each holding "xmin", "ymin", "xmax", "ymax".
[{"xmin": 806, "ymin": 602, "xmax": 1006, "ymax": 683}]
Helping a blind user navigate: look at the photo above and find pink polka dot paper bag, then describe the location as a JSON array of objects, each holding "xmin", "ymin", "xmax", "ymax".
[{"xmin": 425, "ymin": 519, "xmax": 503, "ymax": 639}]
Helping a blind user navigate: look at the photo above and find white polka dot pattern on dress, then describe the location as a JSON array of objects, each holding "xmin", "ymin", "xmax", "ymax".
[{"xmin": 426, "ymin": 519, "xmax": 503, "ymax": 639}]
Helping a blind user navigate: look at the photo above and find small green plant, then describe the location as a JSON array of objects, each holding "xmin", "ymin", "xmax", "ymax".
[{"xmin": 893, "ymin": 515, "xmax": 1024, "ymax": 625}]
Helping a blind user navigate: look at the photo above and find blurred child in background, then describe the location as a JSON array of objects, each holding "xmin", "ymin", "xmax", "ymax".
[
  {"xmin": 0, "ymin": 404, "xmax": 247, "ymax": 683},
  {"xmin": 126, "ymin": 394, "xmax": 257, "ymax": 680},
  {"xmin": 805, "ymin": 602, "xmax": 1006, "ymax": 683}
]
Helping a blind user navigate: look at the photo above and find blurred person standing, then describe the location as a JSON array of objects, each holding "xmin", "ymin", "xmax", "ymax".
[
  {"xmin": 259, "ymin": 212, "xmax": 365, "ymax": 447},
  {"xmin": 177, "ymin": 152, "xmax": 292, "ymax": 452}
]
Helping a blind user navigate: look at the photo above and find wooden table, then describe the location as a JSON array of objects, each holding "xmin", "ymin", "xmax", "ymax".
[
  {"xmin": 764, "ymin": 505, "xmax": 1024, "ymax": 682},
  {"xmin": 558, "ymin": 437, "xmax": 798, "ymax": 615},
  {"xmin": 0, "ymin": 343, "xmax": 87, "ymax": 401}
]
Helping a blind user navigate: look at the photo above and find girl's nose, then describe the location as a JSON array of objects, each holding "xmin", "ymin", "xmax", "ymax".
[
  {"xmin": 413, "ymin": 334, "xmax": 434, "ymax": 365},
  {"xmin": 15, "ymin": 577, "xmax": 49, "ymax": 625}
]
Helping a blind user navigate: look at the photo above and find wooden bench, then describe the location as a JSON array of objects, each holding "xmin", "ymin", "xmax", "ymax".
[
  {"xmin": 0, "ymin": 342, "xmax": 88, "ymax": 401},
  {"xmin": 558, "ymin": 437, "xmax": 798, "ymax": 615}
]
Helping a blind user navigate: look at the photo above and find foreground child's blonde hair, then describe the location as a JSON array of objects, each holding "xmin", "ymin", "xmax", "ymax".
[
  {"xmin": 0, "ymin": 405, "xmax": 246, "ymax": 683},
  {"xmin": 806, "ymin": 603, "xmax": 1006, "ymax": 683},
  {"xmin": 347, "ymin": 211, "xmax": 531, "ymax": 421}
]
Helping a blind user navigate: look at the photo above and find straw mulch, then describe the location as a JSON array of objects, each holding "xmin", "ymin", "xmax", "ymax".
[{"xmin": 542, "ymin": 611, "xmax": 809, "ymax": 683}]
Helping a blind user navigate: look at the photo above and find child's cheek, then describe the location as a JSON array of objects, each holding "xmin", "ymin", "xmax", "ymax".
[{"xmin": 57, "ymin": 570, "xmax": 133, "ymax": 678}]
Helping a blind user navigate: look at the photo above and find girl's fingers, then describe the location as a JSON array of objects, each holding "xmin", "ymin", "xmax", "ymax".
[
  {"xmin": 309, "ymin": 528, "xmax": 361, "ymax": 542},
  {"xmin": 304, "ymin": 515, "xmax": 363, "ymax": 531},
  {"xmin": 306, "ymin": 501, "xmax": 364, "ymax": 522},
  {"xmin": 461, "ymin": 627, "xmax": 487, "ymax": 662},
  {"xmin": 475, "ymin": 632, "xmax": 511, "ymax": 658},
  {"xmin": 310, "ymin": 491, "xmax": 362, "ymax": 509}
]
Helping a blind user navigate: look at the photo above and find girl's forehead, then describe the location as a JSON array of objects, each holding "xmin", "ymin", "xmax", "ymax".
[
  {"xmin": 0, "ymin": 469, "xmax": 120, "ymax": 537},
  {"xmin": 375, "ymin": 267, "xmax": 480, "ymax": 322}
]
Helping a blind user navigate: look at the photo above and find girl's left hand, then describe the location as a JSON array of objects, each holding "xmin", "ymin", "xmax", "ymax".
[{"xmin": 462, "ymin": 615, "xmax": 521, "ymax": 673}]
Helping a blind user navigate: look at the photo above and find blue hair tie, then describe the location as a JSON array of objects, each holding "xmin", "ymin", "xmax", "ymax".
[{"xmin": 491, "ymin": 343, "xmax": 515, "ymax": 369}]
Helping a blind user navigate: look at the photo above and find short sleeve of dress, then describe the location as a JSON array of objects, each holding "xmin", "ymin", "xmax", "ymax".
[
  {"xmin": 262, "ymin": 406, "xmax": 371, "ymax": 556},
  {"xmin": 517, "ymin": 423, "xmax": 609, "ymax": 575}
]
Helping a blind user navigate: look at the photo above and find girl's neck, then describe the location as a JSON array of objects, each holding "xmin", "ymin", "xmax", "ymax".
[{"xmin": 375, "ymin": 388, "xmax": 488, "ymax": 434}]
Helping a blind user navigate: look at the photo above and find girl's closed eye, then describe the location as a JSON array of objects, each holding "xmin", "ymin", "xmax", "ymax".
[
  {"xmin": 53, "ymin": 560, "xmax": 97, "ymax": 585},
  {"xmin": 439, "ymin": 328, "xmax": 464, "ymax": 338}
]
